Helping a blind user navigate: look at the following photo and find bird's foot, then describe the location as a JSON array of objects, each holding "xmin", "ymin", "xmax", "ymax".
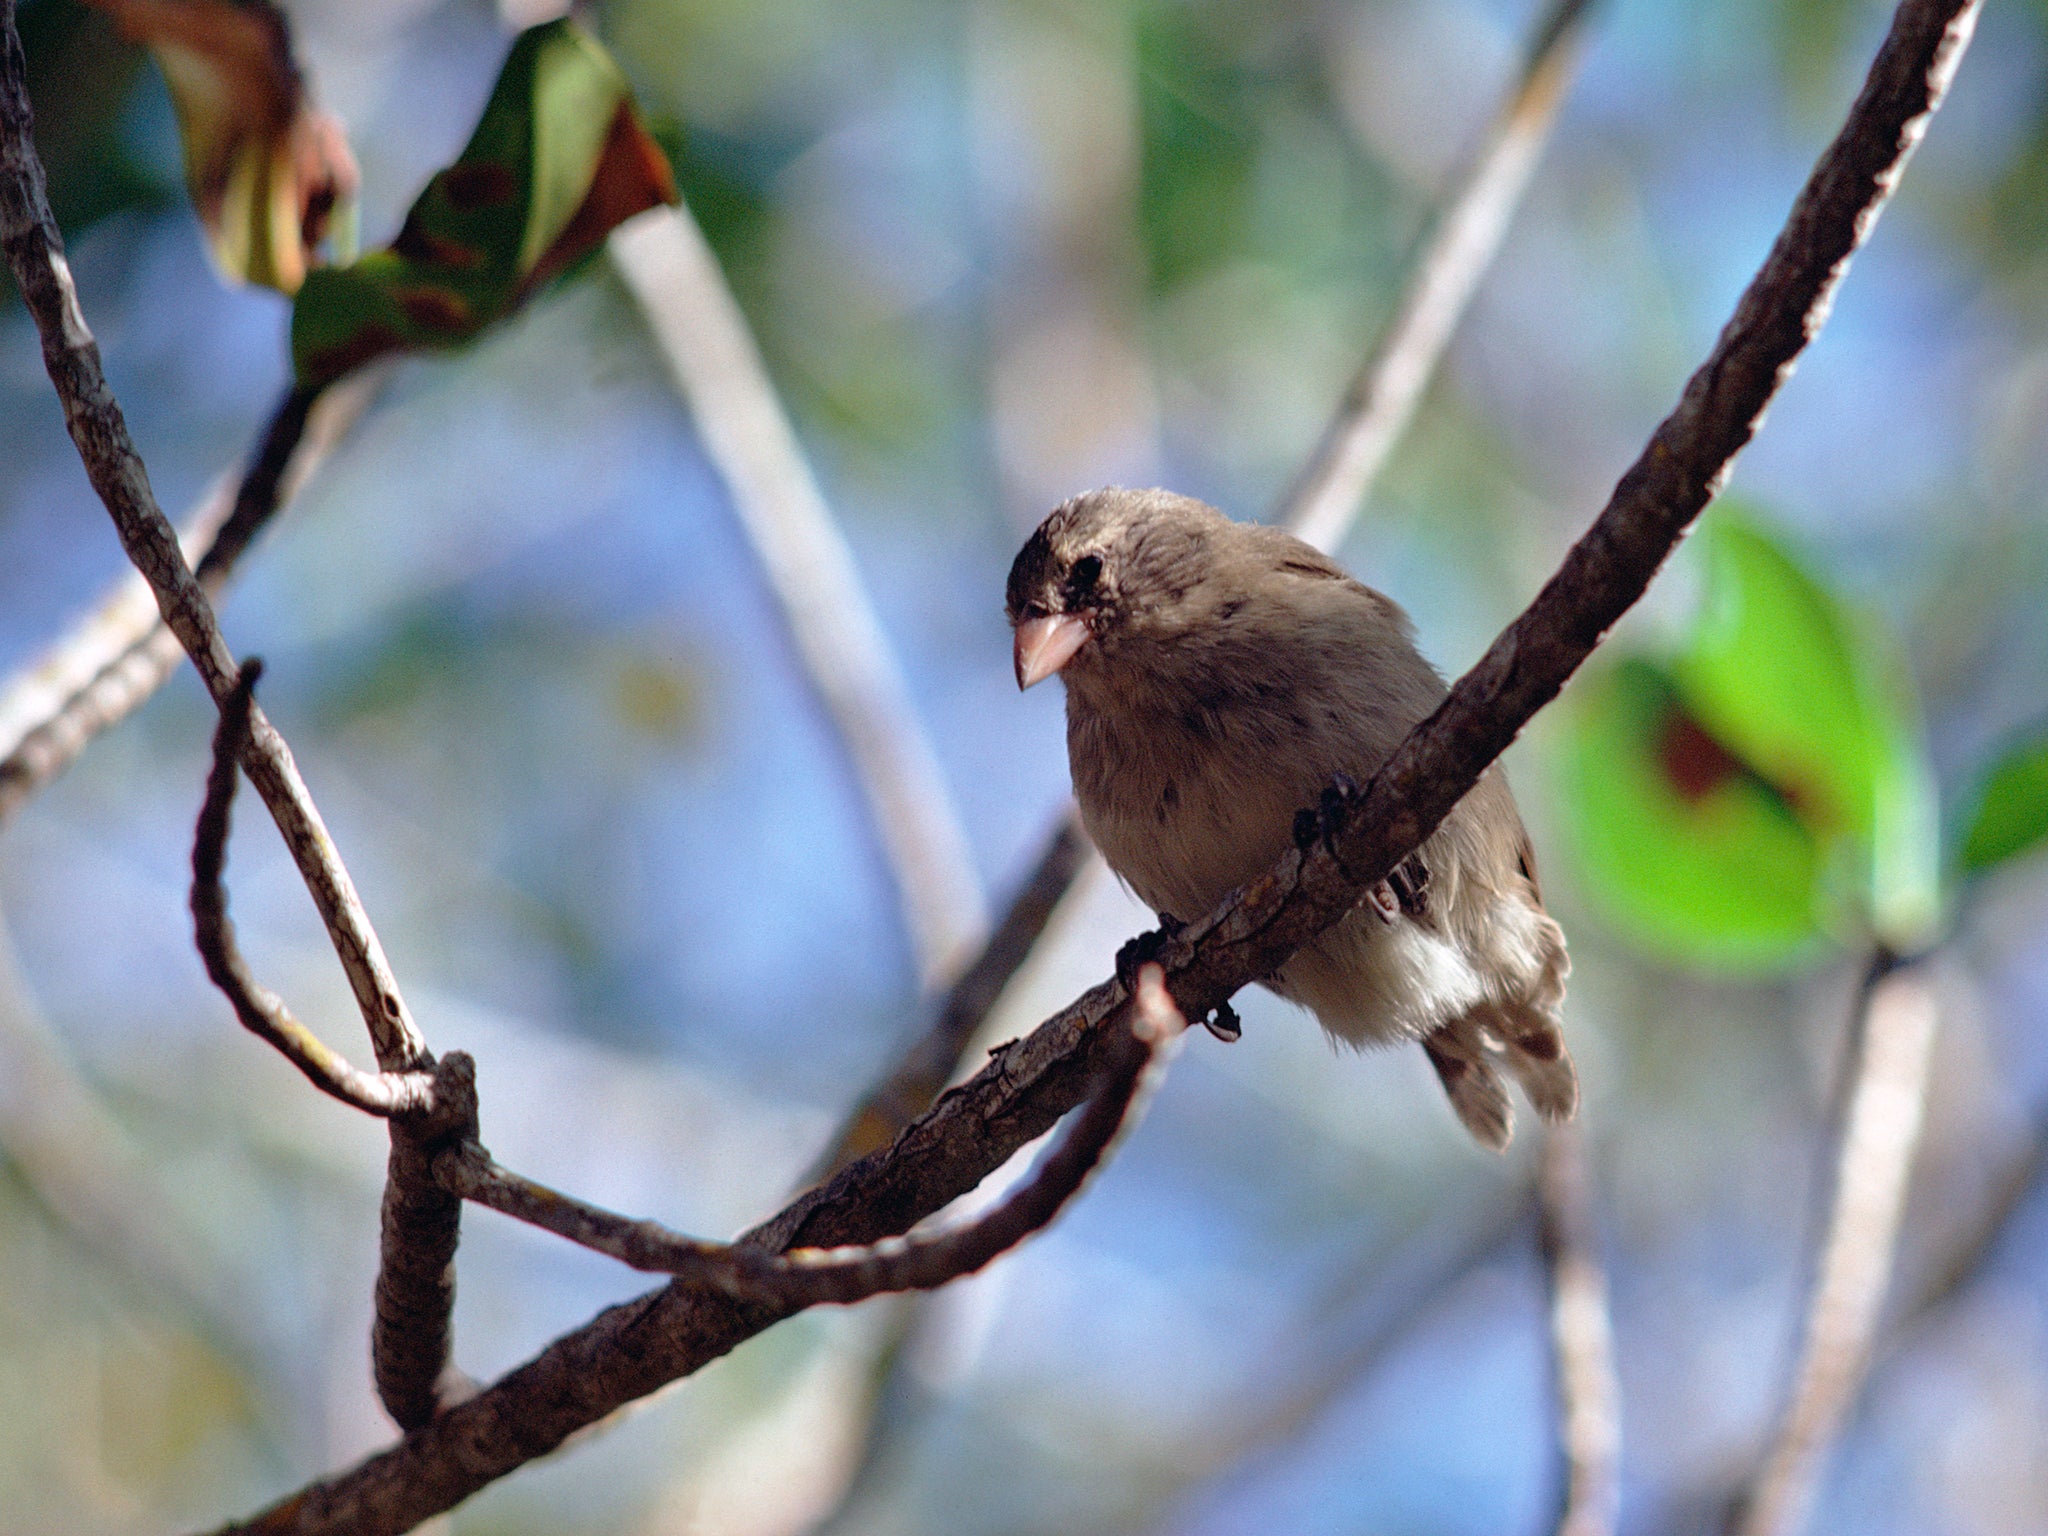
[
  {"xmin": 1366, "ymin": 880, "xmax": 1401, "ymax": 924},
  {"xmin": 1202, "ymin": 999, "xmax": 1243, "ymax": 1043},
  {"xmin": 1114, "ymin": 914, "xmax": 1183, "ymax": 993},
  {"xmin": 1294, "ymin": 771, "xmax": 1364, "ymax": 855},
  {"xmin": 1388, "ymin": 852, "xmax": 1429, "ymax": 919}
]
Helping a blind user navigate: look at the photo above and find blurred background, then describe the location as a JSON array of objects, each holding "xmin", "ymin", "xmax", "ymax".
[{"xmin": 3, "ymin": 0, "xmax": 2047, "ymax": 1532}]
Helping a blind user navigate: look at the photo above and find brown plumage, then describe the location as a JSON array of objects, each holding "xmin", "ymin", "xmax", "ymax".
[{"xmin": 1006, "ymin": 486, "xmax": 1575, "ymax": 1149}]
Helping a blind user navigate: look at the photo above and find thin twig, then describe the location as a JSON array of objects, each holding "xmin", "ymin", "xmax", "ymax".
[
  {"xmin": 609, "ymin": 207, "xmax": 989, "ymax": 990},
  {"xmin": 0, "ymin": 370, "xmax": 379, "ymax": 824},
  {"xmin": 1278, "ymin": 0, "xmax": 1600, "ymax": 552},
  {"xmin": 1728, "ymin": 953, "xmax": 1941, "ymax": 1536},
  {"xmin": 188, "ymin": 6, "xmax": 1979, "ymax": 1528},
  {"xmin": 440, "ymin": 964, "xmax": 1184, "ymax": 1307},
  {"xmin": 190, "ymin": 661, "xmax": 439, "ymax": 1117},
  {"xmin": 1539, "ymin": 1122, "xmax": 1622, "ymax": 1536}
]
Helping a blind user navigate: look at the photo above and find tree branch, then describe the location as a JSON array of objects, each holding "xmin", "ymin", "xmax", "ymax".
[
  {"xmin": 1727, "ymin": 953, "xmax": 1941, "ymax": 1536},
  {"xmin": 438, "ymin": 964, "xmax": 1183, "ymax": 1307},
  {"xmin": 609, "ymin": 206, "xmax": 989, "ymax": 990},
  {"xmin": 0, "ymin": 6, "xmax": 426, "ymax": 1078},
  {"xmin": 190, "ymin": 661, "xmax": 438, "ymax": 1117},
  {"xmin": 0, "ymin": 4, "xmax": 484, "ymax": 1436},
  {"xmin": 815, "ymin": 815, "xmax": 1089, "ymax": 1174},
  {"xmin": 179, "ymin": 3, "xmax": 1980, "ymax": 1528}
]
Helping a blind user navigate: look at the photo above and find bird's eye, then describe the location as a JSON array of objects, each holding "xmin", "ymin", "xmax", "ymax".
[{"xmin": 1069, "ymin": 554, "xmax": 1103, "ymax": 597}]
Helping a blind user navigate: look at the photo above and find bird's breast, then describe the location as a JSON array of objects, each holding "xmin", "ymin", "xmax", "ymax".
[{"xmin": 1067, "ymin": 689, "xmax": 1328, "ymax": 921}]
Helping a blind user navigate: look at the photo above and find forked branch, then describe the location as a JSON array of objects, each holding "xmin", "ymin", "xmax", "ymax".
[
  {"xmin": 436, "ymin": 965, "xmax": 1184, "ymax": 1307},
  {"xmin": 191, "ymin": 661, "xmax": 438, "ymax": 1117}
]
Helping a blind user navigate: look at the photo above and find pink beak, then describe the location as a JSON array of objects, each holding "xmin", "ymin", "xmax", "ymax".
[{"xmin": 1013, "ymin": 613, "xmax": 1090, "ymax": 689}]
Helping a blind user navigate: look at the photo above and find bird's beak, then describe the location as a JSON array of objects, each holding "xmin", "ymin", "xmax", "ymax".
[{"xmin": 1013, "ymin": 612, "xmax": 1090, "ymax": 689}]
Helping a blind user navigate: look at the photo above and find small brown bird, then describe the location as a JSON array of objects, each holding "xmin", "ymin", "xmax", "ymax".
[{"xmin": 1006, "ymin": 487, "xmax": 1576, "ymax": 1149}]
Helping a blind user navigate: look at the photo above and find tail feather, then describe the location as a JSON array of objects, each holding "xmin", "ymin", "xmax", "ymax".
[
  {"xmin": 1424, "ymin": 1000, "xmax": 1579, "ymax": 1150},
  {"xmin": 1497, "ymin": 1003, "xmax": 1579, "ymax": 1123},
  {"xmin": 1424, "ymin": 1024, "xmax": 1513, "ymax": 1152}
]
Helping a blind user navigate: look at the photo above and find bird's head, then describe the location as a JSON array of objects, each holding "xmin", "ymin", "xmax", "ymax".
[{"xmin": 1005, "ymin": 487, "xmax": 1228, "ymax": 690}]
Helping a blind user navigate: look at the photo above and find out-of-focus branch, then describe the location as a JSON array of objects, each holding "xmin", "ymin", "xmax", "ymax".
[
  {"xmin": 1539, "ymin": 1123, "xmax": 1621, "ymax": 1536},
  {"xmin": 191, "ymin": 661, "xmax": 438, "ymax": 1116},
  {"xmin": 189, "ymin": 5, "xmax": 1979, "ymax": 1526},
  {"xmin": 0, "ymin": 371, "xmax": 379, "ymax": 824},
  {"xmin": 609, "ymin": 207, "xmax": 989, "ymax": 990},
  {"xmin": 1728, "ymin": 954, "xmax": 1940, "ymax": 1536},
  {"xmin": 1891, "ymin": 1096, "xmax": 2048, "ymax": 1332},
  {"xmin": 1279, "ymin": 0, "xmax": 1599, "ymax": 552},
  {"xmin": 807, "ymin": 0, "xmax": 1603, "ymax": 1180},
  {"xmin": 0, "ymin": 905, "xmax": 249, "ymax": 1339}
]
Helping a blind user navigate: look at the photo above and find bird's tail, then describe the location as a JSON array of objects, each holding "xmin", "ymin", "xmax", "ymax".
[{"xmin": 1424, "ymin": 1001, "xmax": 1579, "ymax": 1151}]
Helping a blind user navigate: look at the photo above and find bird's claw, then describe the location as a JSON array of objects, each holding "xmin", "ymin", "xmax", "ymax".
[
  {"xmin": 1115, "ymin": 917, "xmax": 1180, "ymax": 993},
  {"xmin": 1202, "ymin": 1000, "xmax": 1242, "ymax": 1043},
  {"xmin": 1365, "ymin": 853, "xmax": 1429, "ymax": 924},
  {"xmin": 1388, "ymin": 853, "xmax": 1429, "ymax": 918},
  {"xmin": 1295, "ymin": 772, "xmax": 1365, "ymax": 855}
]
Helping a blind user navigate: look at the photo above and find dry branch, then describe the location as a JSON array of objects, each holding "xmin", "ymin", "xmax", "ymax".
[
  {"xmin": 439, "ymin": 965, "xmax": 1183, "ymax": 1306},
  {"xmin": 0, "ymin": 0, "xmax": 478, "ymax": 1435},
  {"xmin": 1, "ymin": 4, "xmax": 424, "ymax": 1076},
  {"xmin": 162, "ymin": 3, "xmax": 1985, "ymax": 1528},
  {"xmin": 817, "ymin": 815, "xmax": 1089, "ymax": 1173}
]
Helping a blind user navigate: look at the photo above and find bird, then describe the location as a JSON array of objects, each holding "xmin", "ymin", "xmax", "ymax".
[{"xmin": 1005, "ymin": 486, "xmax": 1575, "ymax": 1149}]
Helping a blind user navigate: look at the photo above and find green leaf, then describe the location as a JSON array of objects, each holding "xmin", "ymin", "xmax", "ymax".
[
  {"xmin": 290, "ymin": 19, "xmax": 675, "ymax": 386},
  {"xmin": 1560, "ymin": 658, "xmax": 1827, "ymax": 971},
  {"xmin": 1959, "ymin": 728, "xmax": 2048, "ymax": 874},
  {"xmin": 1671, "ymin": 508, "xmax": 1940, "ymax": 948}
]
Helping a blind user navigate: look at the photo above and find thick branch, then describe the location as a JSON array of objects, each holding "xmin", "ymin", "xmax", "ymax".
[
  {"xmin": 440, "ymin": 965, "xmax": 1183, "ymax": 1306},
  {"xmin": 610, "ymin": 207, "xmax": 989, "ymax": 989},
  {"xmin": 1728, "ymin": 954, "xmax": 1940, "ymax": 1536},
  {"xmin": 196, "ymin": 5, "xmax": 1980, "ymax": 1530}
]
